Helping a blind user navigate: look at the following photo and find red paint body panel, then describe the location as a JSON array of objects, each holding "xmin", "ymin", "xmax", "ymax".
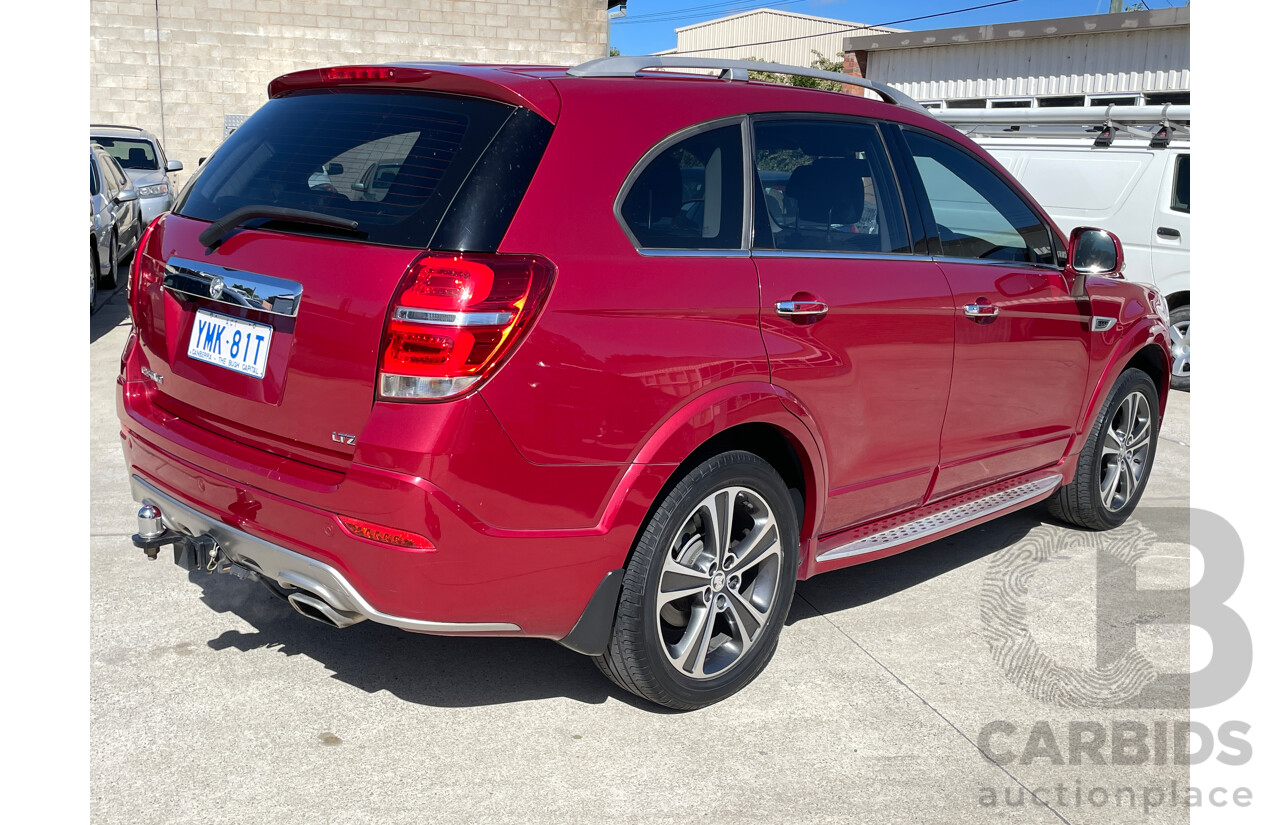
[
  {"xmin": 755, "ymin": 257, "xmax": 954, "ymax": 532},
  {"xmin": 931, "ymin": 262, "xmax": 1092, "ymax": 498},
  {"xmin": 116, "ymin": 65, "xmax": 1173, "ymax": 641}
]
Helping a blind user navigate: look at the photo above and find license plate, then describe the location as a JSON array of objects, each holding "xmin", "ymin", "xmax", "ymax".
[{"xmin": 186, "ymin": 309, "xmax": 273, "ymax": 379}]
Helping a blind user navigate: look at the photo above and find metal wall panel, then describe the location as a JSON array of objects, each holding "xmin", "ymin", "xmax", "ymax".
[
  {"xmin": 868, "ymin": 28, "xmax": 1189, "ymax": 101},
  {"xmin": 674, "ymin": 10, "xmax": 891, "ymax": 66}
]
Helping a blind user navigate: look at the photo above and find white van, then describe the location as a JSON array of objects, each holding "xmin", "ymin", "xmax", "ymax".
[{"xmin": 972, "ymin": 133, "xmax": 1190, "ymax": 390}]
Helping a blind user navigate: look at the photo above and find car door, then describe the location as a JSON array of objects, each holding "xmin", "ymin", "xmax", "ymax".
[
  {"xmin": 895, "ymin": 127, "xmax": 1092, "ymax": 500},
  {"xmin": 751, "ymin": 117, "xmax": 955, "ymax": 533},
  {"xmin": 1151, "ymin": 152, "xmax": 1190, "ymax": 291}
]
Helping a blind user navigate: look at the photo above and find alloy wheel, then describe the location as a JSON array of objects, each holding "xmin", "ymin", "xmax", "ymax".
[
  {"xmin": 1170, "ymin": 319, "xmax": 1190, "ymax": 382},
  {"xmin": 656, "ymin": 486, "xmax": 783, "ymax": 680},
  {"xmin": 1099, "ymin": 390, "xmax": 1153, "ymax": 513}
]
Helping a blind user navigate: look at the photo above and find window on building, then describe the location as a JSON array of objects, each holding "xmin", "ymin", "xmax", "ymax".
[
  {"xmin": 752, "ymin": 119, "xmax": 909, "ymax": 254},
  {"xmin": 1145, "ymin": 91, "xmax": 1190, "ymax": 106},
  {"xmin": 1089, "ymin": 95, "xmax": 1140, "ymax": 107},
  {"xmin": 904, "ymin": 130, "xmax": 1054, "ymax": 266},
  {"xmin": 620, "ymin": 124, "xmax": 744, "ymax": 250},
  {"xmin": 945, "ymin": 98, "xmax": 987, "ymax": 109},
  {"xmin": 1037, "ymin": 96, "xmax": 1086, "ymax": 108},
  {"xmin": 991, "ymin": 100, "xmax": 1032, "ymax": 109}
]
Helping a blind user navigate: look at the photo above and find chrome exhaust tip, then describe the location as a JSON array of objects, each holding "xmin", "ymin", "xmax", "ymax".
[{"xmin": 287, "ymin": 591, "xmax": 365, "ymax": 629}]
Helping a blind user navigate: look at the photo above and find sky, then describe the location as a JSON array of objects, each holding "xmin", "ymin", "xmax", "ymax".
[{"xmin": 608, "ymin": 0, "xmax": 1190, "ymax": 55}]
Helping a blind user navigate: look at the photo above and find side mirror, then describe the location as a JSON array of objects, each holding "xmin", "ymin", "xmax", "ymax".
[
  {"xmin": 166, "ymin": 160, "xmax": 184, "ymax": 172},
  {"xmin": 1065, "ymin": 226, "xmax": 1123, "ymax": 294},
  {"xmin": 116, "ymin": 188, "xmax": 138, "ymax": 203},
  {"xmin": 351, "ymin": 182, "xmax": 367, "ymax": 191},
  {"xmin": 328, "ymin": 162, "xmax": 344, "ymax": 176}
]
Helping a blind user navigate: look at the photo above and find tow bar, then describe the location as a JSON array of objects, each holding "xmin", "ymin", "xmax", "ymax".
[{"xmin": 132, "ymin": 504, "xmax": 256, "ymax": 579}]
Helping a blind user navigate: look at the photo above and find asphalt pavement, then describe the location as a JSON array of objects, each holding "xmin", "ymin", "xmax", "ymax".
[{"xmin": 90, "ymin": 281, "xmax": 1192, "ymax": 825}]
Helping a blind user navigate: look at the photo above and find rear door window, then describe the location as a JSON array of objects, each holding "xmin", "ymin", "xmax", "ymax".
[
  {"xmin": 904, "ymin": 130, "xmax": 1054, "ymax": 265},
  {"xmin": 175, "ymin": 91, "xmax": 515, "ymax": 248},
  {"xmin": 752, "ymin": 119, "xmax": 909, "ymax": 254},
  {"xmin": 1171, "ymin": 154, "xmax": 1190, "ymax": 213},
  {"xmin": 619, "ymin": 123, "xmax": 745, "ymax": 250}
]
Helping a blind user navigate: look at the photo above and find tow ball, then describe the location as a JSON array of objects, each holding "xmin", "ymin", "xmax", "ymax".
[{"xmin": 131, "ymin": 504, "xmax": 228, "ymax": 573}]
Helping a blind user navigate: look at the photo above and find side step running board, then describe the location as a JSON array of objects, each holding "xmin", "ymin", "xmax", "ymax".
[{"xmin": 817, "ymin": 473, "xmax": 1062, "ymax": 564}]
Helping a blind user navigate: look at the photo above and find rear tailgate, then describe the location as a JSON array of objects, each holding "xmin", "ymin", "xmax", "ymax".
[{"xmin": 128, "ymin": 80, "xmax": 554, "ymax": 470}]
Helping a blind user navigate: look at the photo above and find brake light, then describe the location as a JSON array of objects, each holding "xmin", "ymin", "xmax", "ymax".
[
  {"xmin": 323, "ymin": 66, "xmax": 397, "ymax": 82},
  {"xmin": 379, "ymin": 252, "xmax": 554, "ymax": 400},
  {"xmin": 128, "ymin": 217, "xmax": 160, "ymax": 324},
  {"xmin": 336, "ymin": 516, "xmax": 434, "ymax": 551}
]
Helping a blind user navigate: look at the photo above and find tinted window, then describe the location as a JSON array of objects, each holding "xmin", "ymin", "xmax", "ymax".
[
  {"xmin": 175, "ymin": 91, "xmax": 514, "ymax": 248},
  {"xmin": 620, "ymin": 124, "xmax": 744, "ymax": 250},
  {"xmin": 905, "ymin": 130, "xmax": 1054, "ymax": 265},
  {"xmin": 1172, "ymin": 154, "xmax": 1190, "ymax": 213},
  {"xmin": 90, "ymin": 158, "xmax": 100, "ymax": 196},
  {"xmin": 753, "ymin": 119, "xmax": 909, "ymax": 254},
  {"xmin": 95, "ymin": 137, "xmax": 159, "ymax": 170}
]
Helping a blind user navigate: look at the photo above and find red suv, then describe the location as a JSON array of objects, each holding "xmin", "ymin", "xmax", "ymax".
[{"xmin": 118, "ymin": 57, "xmax": 1171, "ymax": 709}]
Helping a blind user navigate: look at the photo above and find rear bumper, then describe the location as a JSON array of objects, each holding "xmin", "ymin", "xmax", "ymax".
[{"xmin": 130, "ymin": 474, "xmax": 520, "ymax": 634}]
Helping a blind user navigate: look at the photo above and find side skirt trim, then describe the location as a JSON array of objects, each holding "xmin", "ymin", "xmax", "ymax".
[{"xmin": 816, "ymin": 473, "xmax": 1062, "ymax": 564}]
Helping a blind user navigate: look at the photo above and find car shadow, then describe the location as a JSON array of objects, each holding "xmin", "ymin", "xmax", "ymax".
[
  {"xmin": 184, "ymin": 505, "xmax": 1061, "ymax": 712},
  {"xmin": 90, "ymin": 269, "xmax": 131, "ymax": 344},
  {"xmin": 787, "ymin": 505, "xmax": 1046, "ymax": 624}
]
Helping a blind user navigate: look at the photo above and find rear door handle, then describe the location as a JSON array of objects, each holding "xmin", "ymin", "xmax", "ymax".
[
  {"xmin": 963, "ymin": 303, "xmax": 1000, "ymax": 319},
  {"xmin": 775, "ymin": 300, "xmax": 829, "ymax": 318},
  {"xmin": 1157, "ymin": 226, "xmax": 1181, "ymax": 240}
]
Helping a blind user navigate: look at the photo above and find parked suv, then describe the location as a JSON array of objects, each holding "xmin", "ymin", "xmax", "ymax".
[
  {"xmin": 90, "ymin": 125, "xmax": 184, "ymax": 228},
  {"xmin": 118, "ymin": 58, "xmax": 1171, "ymax": 710}
]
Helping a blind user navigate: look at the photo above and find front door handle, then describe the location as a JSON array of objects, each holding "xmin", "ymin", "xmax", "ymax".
[
  {"xmin": 1157, "ymin": 226, "xmax": 1181, "ymax": 240},
  {"xmin": 964, "ymin": 303, "xmax": 1000, "ymax": 319},
  {"xmin": 775, "ymin": 299, "xmax": 829, "ymax": 318}
]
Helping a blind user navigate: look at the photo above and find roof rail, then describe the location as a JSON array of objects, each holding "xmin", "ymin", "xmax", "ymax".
[
  {"xmin": 566, "ymin": 56, "xmax": 929, "ymax": 115},
  {"xmin": 90, "ymin": 123, "xmax": 146, "ymax": 132}
]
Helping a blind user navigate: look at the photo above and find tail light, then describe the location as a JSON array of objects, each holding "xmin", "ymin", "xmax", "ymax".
[
  {"xmin": 378, "ymin": 252, "xmax": 554, "ymax": 400},
  {"xmin": 128, "ymin": 217, "xmax": 160, "ymax": 324}
]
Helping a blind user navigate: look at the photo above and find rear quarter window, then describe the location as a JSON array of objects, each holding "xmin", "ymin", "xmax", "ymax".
[{"xmin": 175, "ymin": 90, "xmax": 516, "ymax": 248}]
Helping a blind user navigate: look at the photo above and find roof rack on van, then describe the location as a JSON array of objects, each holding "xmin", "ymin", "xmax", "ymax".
[
  {"xmin": 567, "ymin": 56, "xmax": 930, "ymax": 115},
  {"xmin": 90, "ymin": 124, "xmax": 147, "ymax": 132},
  {"xmin": 935, "ymin": 104, "xmax": 1190, "ymax": 149}
]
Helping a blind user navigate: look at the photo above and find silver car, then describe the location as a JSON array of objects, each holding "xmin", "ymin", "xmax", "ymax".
[
  {"xmin": 89, "ymin": 124, "xmax": 183, "ymax": 228},
  {"xmin": 90, "ymin": 143, "xmax": 141, "ymax": 299}
]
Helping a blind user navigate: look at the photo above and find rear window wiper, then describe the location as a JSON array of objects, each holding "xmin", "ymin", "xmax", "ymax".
[{"xmin": 198, "ymin": 205, "xmax": 360, "ymax": 249}]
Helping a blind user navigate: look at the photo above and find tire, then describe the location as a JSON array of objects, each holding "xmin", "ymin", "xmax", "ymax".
[
  {"xmin": 593, "ymin": 451, "xmax": 799, "ymax": 710},
  {"xmin": 98, "ymin": 233, "xmax": 119, "ymax": 290},
  {"xmin": 90, "ymin": 246, "xmax": 98, "ymax": 312},
  {"xmin": 1169, "ymin": 305, "xmax": 1189, "ymax": 392},
  {"xmin": 1048, "ymin": 368, "xmax": 1160, "ymax": 530}
]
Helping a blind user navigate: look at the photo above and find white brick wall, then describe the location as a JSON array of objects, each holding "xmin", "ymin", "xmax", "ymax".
[{"xmin": 90, "ymin": 0, "xmax": 609, "ymax": 177}]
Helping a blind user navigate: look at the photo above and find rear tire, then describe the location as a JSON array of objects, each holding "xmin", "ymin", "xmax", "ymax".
[
  {"xmin": 1049, "ymin": 368, "xmax": 1160, "ymax": 530},
  {"xmin": 90, "ymin": 245, "xmax": 98, "ymax": 312},
  {"xmin": 98, "ymin": 233, "xmax": 118, "ymax": 290},
  {"xmin": 1169, "ymin": 305, "xmax": 1189, "ymax": 392},
  {"xmin": 593, "ymin": 451, "xmax": 799, "ymax": 710}
]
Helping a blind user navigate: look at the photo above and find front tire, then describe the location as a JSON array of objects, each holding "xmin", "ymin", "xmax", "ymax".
[
  {"xmin": 1169, "ymin": 305, "xmax": 1189, "ymax": 392},
  {"xmin": 594, "ymin": 451, "xmax": 799, "ymax": 710},
  {"xmin": 1049, "ymin": 368, "xmax": 1160, "ymax": 530}
]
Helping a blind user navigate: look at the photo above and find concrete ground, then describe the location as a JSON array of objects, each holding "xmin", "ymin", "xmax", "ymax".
[{"xmin": 91, "ymin": 282, "xmax": 1191, "ymax": 825}]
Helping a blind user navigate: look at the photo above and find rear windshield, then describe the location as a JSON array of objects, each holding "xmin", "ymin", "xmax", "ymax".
[
  {"xmin": 94, "ymin": 137, "xmax": 159, "ymax": 170},
  {"xmin": 175, "ymin": 90, "xmax": 514, "ymax": 248}
]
